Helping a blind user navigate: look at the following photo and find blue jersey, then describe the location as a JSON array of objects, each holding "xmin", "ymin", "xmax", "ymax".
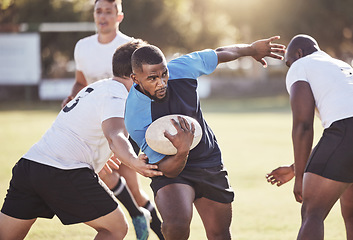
[{"xmin": 125, "ymin": 49, "xmax": 222, "ymax": 168}]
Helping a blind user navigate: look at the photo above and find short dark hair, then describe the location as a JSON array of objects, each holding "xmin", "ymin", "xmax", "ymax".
[
  {"xmin": 131, "ymin": 45, "xmax": 165, "ymax": 73},
  {"xmin": 112, "ymin": 39, "xmax": 148, "ymax": 78},
  {"xmin": 94, "ymin": 0, "xmax": 122, "ymax": 12},
  {"xmin": 287, "ymin": 34, "xmax": 319, "ymax": 57}
]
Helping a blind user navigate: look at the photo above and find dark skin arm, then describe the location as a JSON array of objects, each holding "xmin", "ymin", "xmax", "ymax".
[
  {"xmin": 215, "ymin": 36, "xmax": 286, "ymax": 66},
  {"xmin": 266, "ymin": 163, "xmax": 295, "ymax": 187},
  {"xmin": 290, "ymin": 81, "xmax": 315, "ymax": 203},
  {"xmin": 156, "ymin": 116, "xmax": 196, "ymax": 178}
]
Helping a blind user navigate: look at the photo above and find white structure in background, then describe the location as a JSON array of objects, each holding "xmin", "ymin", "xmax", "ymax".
[
  {"xmin": 0, "ymin": 23, "xmax": 97, "ymax": 100},
  {"xmin": 0, "ymin": 33, "xmax": 41, "ymax": 85}
]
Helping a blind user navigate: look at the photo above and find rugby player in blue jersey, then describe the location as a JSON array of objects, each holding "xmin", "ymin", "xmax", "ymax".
[{"xmin": 125, "ymin": 36, "xmax": 285, "ymax": 239}]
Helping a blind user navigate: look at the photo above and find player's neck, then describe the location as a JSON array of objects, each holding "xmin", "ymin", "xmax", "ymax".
[
  {"xmin": 97, "ymin": 30, "xmax": 118, "ymax": 44},
  {"xmin": 113, "ymin": 76, "xmax": 133, "ymax": 91}
]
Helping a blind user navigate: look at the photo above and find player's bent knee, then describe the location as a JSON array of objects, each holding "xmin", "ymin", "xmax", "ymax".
[
  {"xmin": 86, "ymin": 208, "xmax": 129, "ymax": 239},
  {"xmin": 106, "ymin": 216, "xmax": 128, "ymax": 237},
  {"xmin": 162, "ymin": 220, "xmax": 190, "ymax": 239},
  {"xmin": 96, "ymin": 221, "xmax": 128, "ymax": 239}
]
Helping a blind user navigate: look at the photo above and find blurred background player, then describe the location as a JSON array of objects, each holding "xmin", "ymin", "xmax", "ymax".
[
  {"xmin": 61, "ymin": 0, "xmax": 164, "ymax": 239},
  {"xmin": 266, "ymin": 34, "xmax": 353, "ymax": 240}
]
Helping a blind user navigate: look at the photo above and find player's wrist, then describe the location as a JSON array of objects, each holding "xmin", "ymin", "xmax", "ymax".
[{"xmin": 290, "ymin": 163, "xmax": 295, "ymax": 173}]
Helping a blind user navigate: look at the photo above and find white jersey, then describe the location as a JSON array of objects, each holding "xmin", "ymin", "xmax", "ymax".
[
  {"xmin": 24, "ymin": 79, "xmax": 128, "ymax": 173},
  {"xmin": 286, "ymin": 51, "xmax": 353, "ymax": 128},
  {"xmin": 74, "ymin": 32, "xmax": 132, "ymax": 84}
]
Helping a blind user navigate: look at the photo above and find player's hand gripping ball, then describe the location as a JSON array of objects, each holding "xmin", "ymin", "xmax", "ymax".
[{"xmin": 145, "ymin": 114, "xmax": 203, "ymax": 155}]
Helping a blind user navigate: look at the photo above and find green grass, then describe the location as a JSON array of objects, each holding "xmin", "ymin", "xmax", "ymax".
[{"xmin": 0, "ymin": 98, "xmax": 346, "ymax": 239}]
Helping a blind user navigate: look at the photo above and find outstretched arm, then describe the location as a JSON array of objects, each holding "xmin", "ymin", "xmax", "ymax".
[{"xmin": 215, "ymin": 36, "xmax": 285, "ymax": 67}]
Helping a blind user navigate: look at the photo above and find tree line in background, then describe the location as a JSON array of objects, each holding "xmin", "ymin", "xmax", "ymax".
[{"xmin": 1, "ymin": 0, "xmax": 353, "ymax": 78}]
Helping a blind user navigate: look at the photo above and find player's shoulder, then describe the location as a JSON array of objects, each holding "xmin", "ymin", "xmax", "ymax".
[
  {"xmin": 75, "ymin": 34, "xmax": 98, "ymax": 52},
  {"xmin": 77, "ymin": 34, "xmax": 98, "ymax": 45},
  {"xmin": 125, "ymin": 86, "xmax": 150, "ymax": 116},
  {"xmin": 94, "ymin": 79, "xmax": 127, "ymax": 94},
  {"xmin": 168, "ymin": 49, "xmax": 217, "ymax": 80},
  {"xmin": 116, "ymin": 31, "xmax": 133, "ymax": 42}
]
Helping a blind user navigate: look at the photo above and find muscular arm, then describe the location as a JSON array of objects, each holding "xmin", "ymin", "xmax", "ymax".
[
  {"xmin": 61, "ymin": 70, "xmax": 88, "ymax": 108},
  {"xmin": 215, "ymin": 36, "xmax": 285, "ymax": 67},
  {"xmin": 157, "ymin": 151, "xmax": 189, "ymax": 179},
  {"xmin": 290, "ymin": 81, "xmax": 315, "ymax": 202},
  {"xmin": 102, "ymin": 117, "xmax": 162, "ymax": 177}
]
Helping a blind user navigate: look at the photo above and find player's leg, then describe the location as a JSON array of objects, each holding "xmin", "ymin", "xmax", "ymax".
[
  {"xmin": 118, "ymin": 164, "xmax": 149, "ymax": 207},
  {"xmin": 85, "ymin": 205, "xmax": 128, "ymax": 240},
  {"xmin": 0, "ymin": 213, "xmax": 36, "ymax": 240},
  {"xmin": 0, "ymin": 159, "xmax": 54, "ymax": 239},
  {"xmin": 194, "ymin": 198, "xmax": 232, "ymax": 240},
  {"xmin": 99, "ymin": 169, "xmax": 150, "ymax": 240},
  {"xmin": 119, "ymin": 163, "xmax": 164, "ymax": 239},
  {"xmin": 123, "ymin": 136, "xmax": 165, "ymax": 239},
  {"xmin": 339, "ymin": 183, "xmax": 353, "ymax": 240},
  {"xmin": 38, "ymin": 165, "xmax": 128, "ymax": 240},
  {"xmin": 100, "ymin": 169, "xmax": 142, "ymax": 217},
  {"xmin": 193, "ymin": 164, "xmax": 233, "ymax": 240},
  {"xmin": 155, "ymin": 183, "xmax": 195, "ymax": 240},
  {"xmin": 298, "ymin": 172, "xmax": 350, "ymax": 240}
]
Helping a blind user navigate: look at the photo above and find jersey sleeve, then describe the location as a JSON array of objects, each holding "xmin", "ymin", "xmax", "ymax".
[
  {"xmin": 99, "ymin": 97, "xmax": 126, "ymax": 123},
  {"xmin": 168, "ymin": 49, "xmax": 218, "ymax": 80},
  {"xmin": 98, "ymin": 85, "xmax": 128, "ymax": 123},
  {"xmin": 286, "ymin": 61, "xmax": 308, "ymax": 94},
  {"xmin": 125, "ymin": 117, "xmax": 166, "ymax": 164},
  {"xmin": 140, "ymin": 140, "xmax": 166, "ymax": 164},
  {"xmin": 124, "ymin": 87, "xmax": 167, "ymax": 164}
]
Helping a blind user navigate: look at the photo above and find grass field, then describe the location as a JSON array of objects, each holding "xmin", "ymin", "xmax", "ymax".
[{"xmin": 0, "ymin": 98, "xmax": 346, "ymax": 240}]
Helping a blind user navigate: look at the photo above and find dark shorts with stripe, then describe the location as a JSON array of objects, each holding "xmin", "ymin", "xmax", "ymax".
[
  {"xmin": 1, "ymin": 158, "xmax": 118, "ymax": 225},
  {"xmin": 305, "ymin": 117, "xmax": 353, "ymax": 182},
  {"xmin": 150, "ymin": 164, "xmax": 234, "ymax": 203}
]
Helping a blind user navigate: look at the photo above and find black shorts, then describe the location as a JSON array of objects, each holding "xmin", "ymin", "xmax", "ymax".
[
  {"xmin": 1, "ymin": 158, "xmax": 118, "ymax": 225},
  {"xmin": 150, "ymin": 165, "xmax": 234, "ymax": 203},
  {"xmin": 306, "ymin": 117, "xmax": 353, "ymax": 182}
]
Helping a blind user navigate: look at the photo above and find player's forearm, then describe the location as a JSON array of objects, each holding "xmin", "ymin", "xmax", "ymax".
[
  {"xmin": 158, "ymin": 151, "xmax": 189, "ymax": 178},
  {"xmin": 215, "ymin": 44, "xmax": 254, "ymax": 64},
  {"xmin": 69, "ymin": 81, "xmax": 86, "ymax": 98},
  {"xmin": 290, "ymin": 163, "xmax": 295, "ymax": 173},
  {"xmin": 109, "ymin": 134, "xmax": 138, "ymax": 170},
  {"xmin": 292, "ymin": 124, "xmax": 313, "ymax": 178}
]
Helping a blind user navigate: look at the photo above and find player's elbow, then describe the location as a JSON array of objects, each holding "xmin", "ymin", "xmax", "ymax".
[
  {"xmin": 295, "ymin": 121, "xmax": 313, "ymax": 133},
  {"xmin": 163, "ymin": 171, "xmax": 180, "ymax": 179},
  {"xmin": 292, "ymin": 121, "xmax": 313, "ymax": 141},
  {"xmin": 159, "ymin": 165, "xmax": 184, "ymax": 178}
]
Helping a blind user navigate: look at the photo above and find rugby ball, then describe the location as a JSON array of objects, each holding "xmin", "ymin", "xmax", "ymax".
[{"xmin": 145, "ymin": 114, "xmax": 202, "ymax": 155}]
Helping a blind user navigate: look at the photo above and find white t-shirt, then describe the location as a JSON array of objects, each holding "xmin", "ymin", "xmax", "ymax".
[
  {"xmin": 24, "ymin": 79, "xmax": 128, "ymax": 173},
  {"xmin": 286, "ymin": 51, "xmax": 353, "ymax": 128},
  {"xmin": 74, "ymin": 32, "xmax": 132, "ymax": 84}
]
